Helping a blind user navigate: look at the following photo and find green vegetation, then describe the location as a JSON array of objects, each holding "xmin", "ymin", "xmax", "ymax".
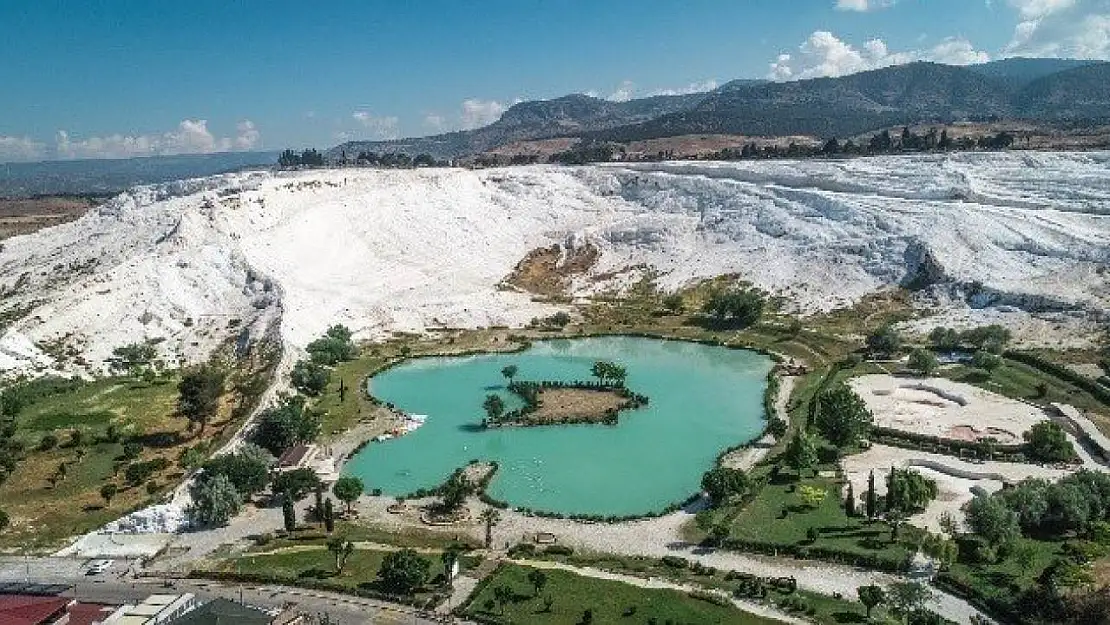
[
  {"xmin": 814, "ymin": 383, "xmax": 874, "ymax": 447},
  {"xmin": 700, "ymin": 289, "xmax": 765, "ymax": 329},
  {"xmin": 333, "ymin": 475, "xmax": 365, "ymax": 513},
  {"xmin": 463, "ymin": 564, "xmax": 782, "ymax": 625},
  {"xmin": 188, "ymin": 473, "xmax": 241, "ymax": 527},
  {"xmin": 700, "ymin": 467, "xmax": 750, "ymax": 507},
  {"xmin": 252, "ymin": 395, "xmax": 321, "ymax": 456},
  {"xmin": 177, "ymin": 364, "xmax": 227, "ymax": 434},
  {"xmin": 1022, "ymin": 421, "xmax": 1078, "ymax": 463}
]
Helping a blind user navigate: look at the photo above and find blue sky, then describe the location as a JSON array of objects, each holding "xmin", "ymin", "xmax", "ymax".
[{"xmin": 0, "ymin": 0, "xmax": 1106, "ymax": 162}]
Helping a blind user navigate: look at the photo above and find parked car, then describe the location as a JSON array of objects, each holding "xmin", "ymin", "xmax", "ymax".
[{"xmin": 85, "ymin": 559, "xmax": 113, "ymax": 575}]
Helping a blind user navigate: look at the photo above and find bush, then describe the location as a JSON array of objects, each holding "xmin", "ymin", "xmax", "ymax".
[
  {"xmin": 661, "ymin": 555, "xmax": 689, "ymax": 569},
  {"xmin": 1023, "ymin": 421, "xmax": 1077, "ymax": 463},
  {"xmin": 543, "ymin": 544, "xmax": 573, "ymax": 556}
]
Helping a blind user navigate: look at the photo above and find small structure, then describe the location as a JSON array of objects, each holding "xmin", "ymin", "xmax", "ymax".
[
  {"xmin": 274, "ymin": 444, "xmax": 318, "ymax": 473},
  {"xmin": 101, "ymin": 593, "xmax": 199, "ymax": 624}
]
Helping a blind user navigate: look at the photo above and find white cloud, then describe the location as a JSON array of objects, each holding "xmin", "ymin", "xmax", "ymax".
[
  {"xmin": 769, "ymin": 31, "xmax": 989, "ymax": 80},
  {"xmin": 351, "ymin": 111, "xmax": 400, "ymax": 140},
  {"xmin": 423, "ymin": 114, "xmax": 446, "ymax": 131},
  {"xmin": 53, "ymin": 119, "xmax": 261, "ymax": 161},
  {"xmin": 1004, "ymin": 0, "xmax": 1110, "ymax": 58},
  {"xmin": 647, "ymin": 79, "xmax": 719, "ymax": 96},
  {"xmin": 460, "ymin": 99, "xmax": 507, "ymax": 129},
  {"xmin": 835, "ymin": 0, "xmax": 896, "ymax": 11},
  {"xmin": 0, "ymin": 136, "xmax": 47, "ymax": 163},
  {"xmin": 607, "ymin": 80, "xmax": 636, "ymax": 102}
]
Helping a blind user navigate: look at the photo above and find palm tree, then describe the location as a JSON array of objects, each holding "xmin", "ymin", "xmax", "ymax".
[
  {"xmin": 501, "ymin": 365, "xmax": 518, "ymax": 385},
  {"xmin": 479, "ymin": 508, "xmax": 502, "ymax": 549},
  {"xmin": 483, "ymin": 394, "xmax": 505, "ymax": 423}
]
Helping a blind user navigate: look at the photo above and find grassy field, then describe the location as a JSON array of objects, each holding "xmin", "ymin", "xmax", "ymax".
[
  {"xmin": 465, "ymin": 563, "xmax": 784, "ymax": 625},
  {"xmin": 0, "ymin": 350, "xmax": 273, "ymax": 552},
  {"xmin": 209, "ymin": 544, "xmax": 464, "ymax": 604},
  {"xmin": 943, "ymin": 538, "xmax": 1063, "ymax": 609}
]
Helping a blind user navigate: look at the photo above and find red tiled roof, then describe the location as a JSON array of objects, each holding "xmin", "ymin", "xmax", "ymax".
[
  {"xmin": 67, "ymin": 602, "xmax": 117, "ymax": 625},
  {"xmin": 276, "ymin": 444, "xmax": 311, "ymax": 467},
  {"xmin": 0, "ymin": 595, "xmax": 70, "ymax": 625}
]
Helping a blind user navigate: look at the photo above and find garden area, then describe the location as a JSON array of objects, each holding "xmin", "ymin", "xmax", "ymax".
[{"xmin": 463, "ymin": 563, "xmax": 784, "ymax": 625}]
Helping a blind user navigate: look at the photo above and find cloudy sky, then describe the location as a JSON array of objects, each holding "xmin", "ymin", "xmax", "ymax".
[{"xmin": 0, "ymin": 0, "xmax": 1106, "ymax": 162}]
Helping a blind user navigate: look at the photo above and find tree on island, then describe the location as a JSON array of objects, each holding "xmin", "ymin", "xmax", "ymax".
[
  {"xmin": 483, "ymin": 394, "xmax": 505, "ymax": 424},
  {"xmin": 501, "ymin": 365, "xmax": 518, "ymax": 385},
  {"xmin": 590, "ymin": 361, "xmax": 627, "ymax": 386}
]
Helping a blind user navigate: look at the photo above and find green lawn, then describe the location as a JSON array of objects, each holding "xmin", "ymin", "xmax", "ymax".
[
  {"xmin": 465, "ymin": 564, "xmax": 784, "ymax": 625},
  {"xmin": 943, "ymin": 538, "xmax": 1063, "ymax": 611},
  {"xmin": 215, "ymin": 545, "xmax": 456, "ymax": 601},
  {"xmin": 12, "ymin": 377, "xmax": 182, "ymax": 443}
]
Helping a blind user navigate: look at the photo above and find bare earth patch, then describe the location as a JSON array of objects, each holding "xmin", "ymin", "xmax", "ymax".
[
  {"xmin": 519, "ymin": 387, "xmax": 631, "ymax": 425},
  {"xmin": 501, "ymin": 241, "xmax": 600, "ymax": 297},
  {"xmin": 0, "ymin": 196, "xmax": 97, "ymax": 240}
]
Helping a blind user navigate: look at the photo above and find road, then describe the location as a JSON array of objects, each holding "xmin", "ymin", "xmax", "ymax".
[{"xmin": 0, "ymin": 557, "xmax": 455, "ymax": 625}]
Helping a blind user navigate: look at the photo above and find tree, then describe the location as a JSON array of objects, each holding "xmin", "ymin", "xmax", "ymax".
[
  {"xmin": 866, "ymin": 326, "xmax": 902, "ymax": 357},
  {"xmin": 886, "ymin": 469, "xmax": 938, "ymax": 514},
  {"xmin": 858, "ymin": 584, "xmax": 885, "ymax": 619},
  {"xmin": 482, "ymin": 394, "xmax": 505, "ymax": 424},
  {"xmin": 971, "ymin": 350, "xmax": 1003, "ymax": 373},
  {"xmin": 591, "ymin": 361, "xmax": 615, "ymax": 384},
  {"xmin": 701, "ymin": 467, "xmax": 749, "ymax": 507},
  {"xmin": 493, "ymin": 585, "xmax": 513, "ymax": 615},
  {"xmin": 177, "ymin": 365, "xmax": 226, "ymax": 434},
  {"xmin": 327, "ymin": 537, "xmax": 356, "ymax": 573},
  {"xmin": 253, "ymin": 395, "xmax": 320, "ymax": 455},
  {"xmin": 527, "ymin": 569, "xmax": 548, "ymax": 597},
  {"xmin": 767, "ymin": 416, "xmax": 788, "ymax": 439},
  {"xmin": 480, "ymin": 508, "xmax": 501, "ymax": 549},
  {"xmin": 815, "ymin": 383, "xmax": 874, "ymax": 447},
  {"xmin": 333, "ymin": 475, "xmax": 365, "ymax": 514},
  {"xmin": 99, "ymin": 483, "xmax": 118, "ymax": 507},
  {"xmin": 845, "ymin": 482, "xmax": 856, "ymax": 516},
  {"xmin": 283, "ymin": 497, "xmax": 297, "ymax": 532},
  {"xmin": 1011, "ymin": 540, "xmax": 1039, "ymax": 578},
  {"xmin": 866, "ymin": 470, "xmax": 878, "ymax": 519},
  {"xmin": 272, "ymin": 468, "xmax": 322, "ymax": 502},
  {"xmin": 291, "ymin": 359, "xmax": 329, "ymax": 396},
  {"xmin": 662, "ymin": 294, "xmax": 684, "ymax": 313},
  {"xmin": 907, "ymin": 349, "xmax": 939, "ymax": 376},
  {"xmin": 885, "ymin": 581, "xmax": 932, "ymax": 624},
  {"xmin": 0, "ymin": 508, "xmax": 7, "ymax": 533},
  {"xmin": 378, "ymin": 548, "xmax": 430, "ymax": 594},
  {"xmin": 928, "ymin": 327, "xmax": 961, "ymax": 351},
  {"xmin": 702, "ymin": 290, "xmax": 765, "ymax": 328},
  {"xmin": 939, "ymin": 511, "xmax": 959, "ymax": 537},
  {"xmin": 200, "ymin": 444, "xmax": 273, "ymax": 499},
  {"xmin": 441, "ymin": 545, "xmax": 463, "ymax": 588},
  {"xmin": 966, "ymin": 494, "xmax": 1021, "ymax": 547},
  {"xmin": 438, "ymin": 472, "xmax": 471, "ymax": 513},
  {"xmin": 501, "ymin": 365, "xmax": 518, "ymax": 384},
  {"xmin": 962, "ymin": 325, "xmax": 1012, "ymax": 353},
  {"xmin": 187, "ymin": 474, "xmax": 241, "ymax": 527},
  {"xmin": 709, "ymin": 522, "xmax": 731, "ymax": 546},
  {"xmin": 798, "ymin": 485, "xmax": 827, "ymax": 509},
  {"xmin": 324, "ymin": 498, "xmax": 335, "ymax": 533},
  {"xmin": 784, "ymin": 430, "xmax": 818, "ymax": 476},
  {"xmin": 1024, "ymin": 421, "xmax": 1077, "ymax": 463},
  {"xmin": 306, "ymin": 325, "xmax": 357, "ymax": 365}
]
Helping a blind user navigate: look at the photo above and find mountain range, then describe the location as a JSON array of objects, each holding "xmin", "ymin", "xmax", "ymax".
[{"xmin": 329, "ymin": 58, "xmax": 1109, "ymax": 160}]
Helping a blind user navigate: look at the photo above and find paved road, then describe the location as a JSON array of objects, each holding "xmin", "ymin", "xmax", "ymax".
[{"xmin": 0, "ymin": 557, "xmax": 455, "ymax": 625}]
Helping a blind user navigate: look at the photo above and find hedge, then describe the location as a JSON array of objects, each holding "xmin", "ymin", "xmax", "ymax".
[
  {"xmin": 868, "ymin": 426, "xmax": 1028, "ymax": 463},
  {"xmin": 1004, "ymin": 351, "xmax": 1110, "ymax": 406},
  {"xmin": 188, "ymin": 570, "xmax": 440, "ymax": 608},
  {"xmin": 719, "ymin": 537, "xmax": 910, "ymax": 572}
]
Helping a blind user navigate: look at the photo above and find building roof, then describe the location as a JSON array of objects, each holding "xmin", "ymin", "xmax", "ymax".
[
  {"xmin": 166, "ymin": 598, "xmax": 272, "ymax": 625},
  {"xmin": 0, "ymin": 595, "xmax": 70, "ymax": 625},
  {"xmin": 66, "ymin": 602, "xmax": 118, "ymax": 625},
  {"xmin": 276, "ymin": 444, "xmax": 313, "ymax": 468}
]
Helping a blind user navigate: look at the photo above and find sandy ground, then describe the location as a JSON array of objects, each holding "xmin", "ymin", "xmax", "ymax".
[
  {"xmin": 849, "ymin": 374, "xmax": 1047, "ymax": 444},
  {"xmin": 842, "ymin": 443, "xmax": 1098, "ymax": 533},
  {"xmin": 722, "ymin": 376, "xmax": 796, "ymax": 470}
]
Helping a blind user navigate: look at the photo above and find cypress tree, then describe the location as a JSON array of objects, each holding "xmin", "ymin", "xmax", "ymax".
[
  {"xmin": 845, "ymin": 482, "xmax": 856, "ymax": 517},
  {"xmin": 314, "ymin": 485, "xmax": 324, "ymax": 523},
  {"xmin": 324, "ymin": 498, "xmax": 335, "ymax": 533},
  {"xmin": 866, "ymin": 470, "xmax": 877, "ymax": 519},
  {"xmin": 282, "ymin": 497, "xmax": 296, "ymax": 533}
]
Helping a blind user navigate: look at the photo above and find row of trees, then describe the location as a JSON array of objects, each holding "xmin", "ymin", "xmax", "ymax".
[{"xmin": 278, "ymin": 149, "xmax": 326, "ymax": 168}]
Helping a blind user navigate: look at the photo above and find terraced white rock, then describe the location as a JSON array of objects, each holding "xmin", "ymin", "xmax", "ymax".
[{"xmin": 0, "ymin": 152, "xmax": 1106, "ymax": 376}]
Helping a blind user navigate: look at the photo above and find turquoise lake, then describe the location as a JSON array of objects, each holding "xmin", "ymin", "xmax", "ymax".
[{"xmin": 343, "ymin": 336, "xmax": 774, "ymax": 516}]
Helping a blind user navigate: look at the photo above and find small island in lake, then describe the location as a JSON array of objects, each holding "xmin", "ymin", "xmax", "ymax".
[{"xmin": 482, "ymin": 360, "xmax": 650, "ymax": 427}]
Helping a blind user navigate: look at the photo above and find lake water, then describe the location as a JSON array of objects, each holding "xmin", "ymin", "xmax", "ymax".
[{"xmin": 343, "ymin": 336, "xmax": 773, "ymax": 516}]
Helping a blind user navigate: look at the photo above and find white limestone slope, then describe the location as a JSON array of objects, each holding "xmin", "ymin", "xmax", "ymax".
[{"xmin": 0, "ymin": 151, "xmax": 1107, "ymax": 375}]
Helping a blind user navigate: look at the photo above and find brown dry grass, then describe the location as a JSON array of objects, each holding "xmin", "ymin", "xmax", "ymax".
[
  {"xmin": 524, "ymin": 387, "xmax": 630, "ymax": 423},
  {"xmin": 502, "ymin": 242, "xmax": 600, "ymax": 297},
  {"xmin": 0, "ymin": 196, "xmax": 97, "ymax": 240}
]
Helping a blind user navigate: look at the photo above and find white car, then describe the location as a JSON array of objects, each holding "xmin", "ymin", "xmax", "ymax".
[{"xmin": 85, "ymin": 559, "xmax": 113, "ymax": 575}]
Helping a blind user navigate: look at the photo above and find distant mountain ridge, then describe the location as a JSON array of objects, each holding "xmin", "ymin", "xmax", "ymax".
[{"xmin": 329, "ymin": 58, "xmax": 1110, "ymax": 160}]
